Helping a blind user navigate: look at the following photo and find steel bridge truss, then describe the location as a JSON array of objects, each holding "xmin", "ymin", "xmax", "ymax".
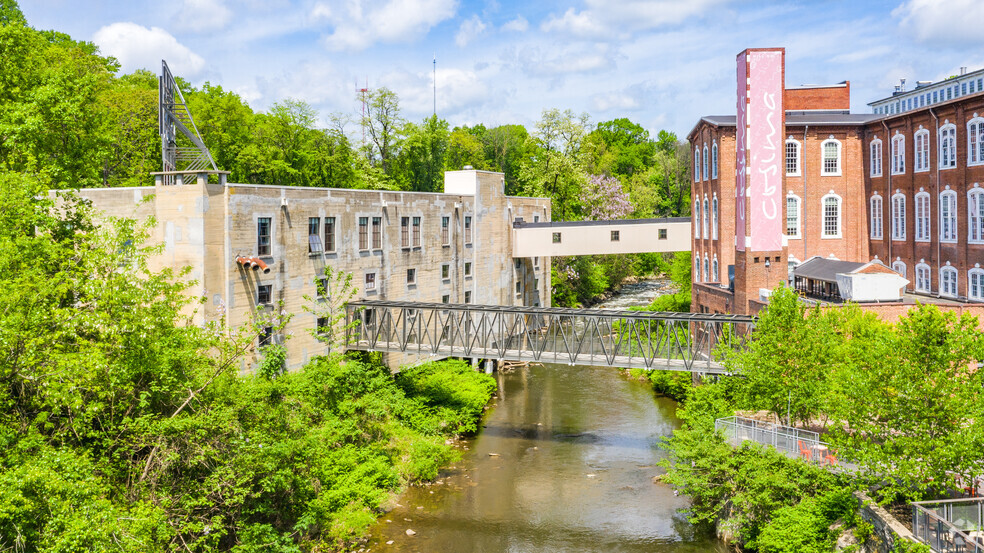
[{"xmin": 344, "ymin": 301, "xmax": 755, "ymax": 374}]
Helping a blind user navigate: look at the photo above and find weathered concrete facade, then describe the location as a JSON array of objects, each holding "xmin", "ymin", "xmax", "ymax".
[{"xmin": 74, "ymin": 170, "xmax": 551, "ymax": 371}]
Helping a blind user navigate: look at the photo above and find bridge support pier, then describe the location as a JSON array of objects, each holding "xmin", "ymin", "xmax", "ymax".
[{"xmin": 484, "ymin": 359, "xmax": 495, "ymax": 374}]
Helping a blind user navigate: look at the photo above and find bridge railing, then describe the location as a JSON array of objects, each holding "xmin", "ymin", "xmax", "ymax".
[
  {"xmin": 912, "ymin": 498, "xmax": 984, "ymax": 552},
  {"xmin": 715, "ymin": 416, "xmax": 840, "ymax": 465},
  {"xmin": 344, "ymin": 301, "xmax": 755, "ymax": 373}
]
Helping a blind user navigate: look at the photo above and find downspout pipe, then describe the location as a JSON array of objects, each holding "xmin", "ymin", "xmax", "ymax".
[
  {"xmin": 882, "ymin": 121, "xmax": 892, "ymax": 268},
  {"xmin": 930, "ymin": 107, "xmax": 940, "ymax": 296},
  {"xmin": 802, "ymin": 125, "xmax": 809, "ymax": 261}
]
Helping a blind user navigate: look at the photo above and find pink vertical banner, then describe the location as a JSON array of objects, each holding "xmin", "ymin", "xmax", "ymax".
[
  {"xmin": 735, "ymin": 52, "xmax": 747, "ymax": 252},
  {"xmin": 746, "ymin": 50, "xmax": 784, "ymax": 251}
]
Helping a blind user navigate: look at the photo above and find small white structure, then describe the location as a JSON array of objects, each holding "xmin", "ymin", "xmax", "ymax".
[{"xmin": 792, "ymin": 256, "xmax": 908, "ymax": 302}]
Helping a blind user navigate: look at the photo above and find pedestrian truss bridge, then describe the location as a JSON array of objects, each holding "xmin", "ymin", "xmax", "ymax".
[{"xmin": 344, "ymin": 301, "xmax": 755, "ymax": 374}]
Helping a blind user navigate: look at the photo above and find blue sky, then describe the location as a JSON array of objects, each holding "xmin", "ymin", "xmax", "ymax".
[{"xmin": 19, "ymin": 0, "xmax": 984, "ymax": 138}]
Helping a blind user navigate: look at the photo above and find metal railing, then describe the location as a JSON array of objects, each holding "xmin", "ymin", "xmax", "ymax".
[
  {"xmin": 913, "ymin": 498, "xmax": 984, "ymax": 552},
  {"xmin": 344, "ymin": 301, "xmax": 755, "ymax": 373},
  {"xmin": 715, "ymin": 416, "xmax": 840, "ymax": 466}
]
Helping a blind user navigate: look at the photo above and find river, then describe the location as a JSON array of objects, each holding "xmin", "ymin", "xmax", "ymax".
[{"xmin": 364, "ymin": 279, "xmax": 726, "ymax": 552}]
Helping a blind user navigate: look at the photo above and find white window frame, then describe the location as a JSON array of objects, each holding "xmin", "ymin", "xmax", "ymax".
[
  {"xmin": 968, "ymin": 116, "xmax": 984, "ymax": 166},
  {"xmin": 821, "ymin": 192, "xmax": 842, "ymax": 239},
  {"xmin": 940, "ymin": 189, "xmax": 957, "ymax": 243},
  {"xmin": 711, "ymin": 142, "xmax": 718, "ymax": 179},
  {"xmin": 939, "ymin": 123, "xmax": 957, "ymax": 169},
  {"xmin": 702, "ymin": 196, "xmax": 709, "ymax": 239},
  {"xmin": 694, "ymin": 256, "xmax": 701, "ymax": 282},
  {"xmin": 711, "ymin": 194, "xmax": 718, "ymax": 240},
  {"xmin": 703, "ymin": 254, "xmax": 709, "ymax": 283},
  {"xmin": 969, "ymin": 188, "xmax": 984, "ymax": 243},
  {"xmin": 786, "ymin": 138, "xmax": 801, "ymax": 176},
  {"xmin": 694, "ymin": 149, "xmax": 700, "ymax": 182},
  {"xmin": 940, "ymin": 265, "xmax": 958, "ymax": 298},
  {"xmin": 712, "ymin": 255, "xmax": 719, "ymax": 282},
  {"xmin": 821, "ymin": 137, "xmax": 842, "ymax": 176},
  {"xmin": 915, "ymin": 262, "xmax": 931, "ymax": 293},
  {"xmin": 694, "ymin": 199, "xmax": 701, "ymax": 239},
  {"xmin": 892, "ymin": 260, "xmax": 907, "ymax": 280},
  {"xmin": 969, "ymin": 268, "xmax": 984, "ymax": 301},
  {"xmin": 870, "ymin": 194, "xmax": 883, "ymax": 239},
  {"xmin": 891, "ymin": 192, "xmax": 906, "ymax": 241},
  {"xmin": 869, "ymin": 138, "xmax": 882, "ymax": 177},
  {"xmin": 914, "ymin": 128, "xmax": 930, "ymax": 172},
  {"xmin": 915, "ymin": 191, "xmax": 930, "ymax": 242},
  {"xmin": 786, "ymin": 193, "xmax": 801, "ymax": 239},
  {"xmin": 702, "ymin": 144, "xmax": 709, "ymax": 181},
  {"xmin": 891, "ymin": 133, "xmax": 905, "ymax": 175}
]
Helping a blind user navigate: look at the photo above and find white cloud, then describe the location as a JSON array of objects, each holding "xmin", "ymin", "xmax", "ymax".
[
  {"xmin": 591, "ymin": 91, "xmax": 640, "ymax": 112},
  {"xmin": 310, "ymin": 2, "xmax": 332, "ymax": 20},
  {"xmin": 455, "ymin": 15, "xmax": 487, "ymax": 47},
  {"xmin": 893, "ymin": 0, "xmax": 984, "ymax": 46},
  {"xmin": 385, "ymin": 66, "xmax": 491, "ymax": 115},
  {"xmin": 541, "ymin": 0, "xmax": 728, "ymax": 38},
  {"xmin": 173, "ymin": 0, "xmax": 233, "ymax": 33},
  {"xmin": 501, "ymin": 15, "xmax": 528, "ymax": 32},
  {"xmin": 515, "ymin": 44, "xmax": 615, "ymax": 77},
  {"xmin": 93, "ymin": 22, "xmax": 206, "ymax": 77},
  {"xmin": 320, "ymin": 0, "xmax": 459, "ymax": 51}
]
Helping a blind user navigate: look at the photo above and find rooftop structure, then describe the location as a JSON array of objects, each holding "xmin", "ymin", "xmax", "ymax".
[{"xmin": 869, "ymin": 66, "xmax": 984, "ymax": 116}]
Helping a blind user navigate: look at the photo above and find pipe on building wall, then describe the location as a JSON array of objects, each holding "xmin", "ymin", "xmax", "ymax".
[
  {"xmin": 802, "ymin": 125, "xmax": 809, "ymax": 261},
  {"xmin": 882, "ymin": 121, "xmax": 892, "ymax": 268},
  {"xmin": 250, "ymin": 257, "xmax": 272, "ymax": 274},
  {"xmin": 236, "ymin": 256, "xmax": 252, "ymax": 268},
  {"xmin": 930, "ymin": 107, "xmax": 940, "ymax": 295}
]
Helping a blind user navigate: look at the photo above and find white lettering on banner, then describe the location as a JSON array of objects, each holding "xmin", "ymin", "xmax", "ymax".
[{"xmin": 759, "ymin": 91, "xmax": 778, "ymax": 221}]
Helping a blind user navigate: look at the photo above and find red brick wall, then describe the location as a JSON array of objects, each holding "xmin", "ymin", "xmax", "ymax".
[{"xmin": 784, "ymin": 83, "xmax": 851, "ymax": 111}]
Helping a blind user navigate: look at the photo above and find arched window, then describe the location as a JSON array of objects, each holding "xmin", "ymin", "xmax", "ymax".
[
  {"xmin": 786, "ymin": 194, "xmax": 801, "ymax": 238},
  {"xmin": 712, "ymin": 255, "xmax": 719, "ymax": 282},
  {"xmin": 694, "ymin": 256, "xmax": 701, "ymax": 282},
  {"xmin": 822, "ymin": 193, "xmax": 841, "ymax": 238},
  {"xmin": 702, "ymin": 144, "xmax": 709, "ymax": 181},
  {"xmin": 711, "ymin": 142, "xmax": 718, "ymax": 179},
  {"xmin": 940, "ymin": 265, "xmax": 958, "ymax": 297},
  {"xmin": 970, "ymin": 268, "xmax": 984, "ymax": 301},
  {"xmin": 968, "ymin": 116, "xmax": 984, "ymax": 166},
  {"xmin": 694, "ymin": 199, "xmax": 700, "ymax": 239},
  {"xmin": 869, "ymin": 138, "xmax": 882, "ymax": 177},
  {"xmin": 891, "ymin": 133, "xmax": 905, "ymax": 175},
  {"xmin": 915, "ymin": 191, "xmax": 930, "ymax": 241},
  {"xmin": 940, "ymin": 189, "xmax": 957, "ymax": 242},
  {"xmin": 703, "ymin": 255, "xmax": 709, "ymax": 283},
  {"xmin": 821, "ymin": 138, "xmax": 841, "ymax": 176},
  {"xmin": 939, "ymin": 123, "xmax": 956, "ymax": 169},
  {"xmin": 870, "ymin": 194, "xmax": 883, "ymax": 239},
  {"xmin": 891, "ymin": 193, "xmax": 906, "ymax": 240},
  {"xmin": 694, "ymin": 149, "xmax": 700, "ymax": 181},
  {"xmin": 702, "ymin": 196, "xmax": 709, "ymax": 239},
  {"xmin": 786, "ymin": 138, "xmax": 801, "ymax": 176},
  {"xmin": 892, "ymin": 260, "xmax": 907, "ymax": 279},
  {"xmin": 914, "ymin": 128, "xmax": 930, "ymax": 172},
  {"xmin": 915, "ymin": 262, "xmax": 931, "ymax": 293},
  {"xmin": 711, "ymin": 195, "xmax": 718, "ymax": 240},
  {"xmin": 969, "ymin": 188, "xmax": 984, "ymax": 243}
]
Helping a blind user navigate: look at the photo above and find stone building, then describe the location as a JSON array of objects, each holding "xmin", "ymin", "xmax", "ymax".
[{"xmin": 72, "ymin": 169, "xmax": 551, "ymax": 370}]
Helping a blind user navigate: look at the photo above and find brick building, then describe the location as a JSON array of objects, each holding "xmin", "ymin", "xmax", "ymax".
[{"xmin": 690, "ymin": 48, "xmax": 984, "ymax": 317}]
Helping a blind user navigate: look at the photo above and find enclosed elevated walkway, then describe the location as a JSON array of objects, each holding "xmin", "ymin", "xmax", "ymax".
[{"xmin": 511, "ymin": 217, "xmax": 691, "ymax": 258}]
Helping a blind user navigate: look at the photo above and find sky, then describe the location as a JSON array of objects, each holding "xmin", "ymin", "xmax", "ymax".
[{"xmin": 19, "ymin": 0, "xmax": 984, "ymax": 139}]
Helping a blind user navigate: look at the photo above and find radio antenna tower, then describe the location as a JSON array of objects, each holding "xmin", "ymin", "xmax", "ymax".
[
  {"xmin": 432, "ymin": 54, "xmax": 437, "ymax": 117},
  {"xmin": 358, "ymin": 77, "xmax": 368, "ymax": 146}
]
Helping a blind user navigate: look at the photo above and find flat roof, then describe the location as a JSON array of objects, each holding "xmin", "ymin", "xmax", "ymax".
[
  {"xmin": 691, "ymin": 112, "xmax": 881, "ymax": 138},
  {"xmin": 513, "ymin": 217, "xmax": 689, "ymax": 229}
]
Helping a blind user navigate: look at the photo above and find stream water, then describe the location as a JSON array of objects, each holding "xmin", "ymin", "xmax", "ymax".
[{"xmin": 364, "ymin": 280, "xmax": 726, "ymax": 553}]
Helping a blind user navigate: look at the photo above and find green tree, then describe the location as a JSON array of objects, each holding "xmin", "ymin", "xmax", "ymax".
[
  {"xmin": 394, "ymin": 114, "xmax": 449, "ymax": 192},
  {"xmin": 361, "ymin": 87, "xmax": 403, "ymax": 176},
  {"xmin": 445, "ymin": 126, "xmax": 486, "ymax": 171}
]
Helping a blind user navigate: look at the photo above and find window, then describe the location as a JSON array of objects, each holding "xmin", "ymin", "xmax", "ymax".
[
  {"xmin": 694, "ymin": 256, "xmax": 701, "ymax": 282},
  {"xmin": 257, "ymin": 217, "xmax": 271, "ymax": 256},
  {"xmin": 702, "ymin": 144, "xmax": 708, "ymax": 181},
  {"xmin": 308, "ymin": 217, "xmax": 320, "ymax": 252},
  {"xmin": 916, "ymin": 263, "xmax": 931, "ymax": 293},
  {"xmin": 822, "ymin": 193, "xmax": 841, "ymax": 238},
  {"xmin": 516, "ymin": 281, "xmax": 522, "ymax": 294},
  {"xmin": 915, "ymin": 192, "xmax": 930, "ymax": 241},
  {"xmin": 940, "ymin": 190, "xmax": 957, "ymax": 242},
  {"xmin": 441, "ymin": 264, "xmax": 450, "ymax": 280},
  {"xmin": 914, "ymin": 129, "xmax": 929, "ymax": 172},
  {"xmin": 892, "ymin": 260, "xmax": 907, "ymax": 279},
  {"xmin": 786, "ymin": 194, "xmax": 801, "ymax": 238},
  {"xmin": 315, "ymin": 277, "xmax": 328, "ymax": 299},
  {"xmin": 694, "ymin": 200, "xmax": 701, "ymax": 239},
  {"xmin": 412, "ymin": 216, "xmax": 421, "ymax": 247},
  {"xmin": 712, "ymin": 142, "xmax": 718, "ymax": 178},
  {"xmin": 610, "ymin": 230, "xmax": 620, "ymax": 242},
  {"xmin": 364, "ymin": 272, "xmax": 376, "ymax": 291},
  {"xmin": 940, "ymin": 266, "xmax": 958, "ymax": 298},
  {"xmin": 464, "ymin": 261, "xmax": 472, "ymax": 277},
  {"xmin": 786, "ymin": 139, "xmax": 801, "ymax": 176},
  {"xmin": 358, "ymin": 217, "xmax": 368, "ymax": 250},
  {"xmin": 869, "ymin": 138, "xmax": 882, "ymax": 177},
  {"xmin": 464, "ymin": 216, "xmax": 472, "ymax": 244},
  {"xmin": 939, "ymin": 123, "xmax": 956, "ymax": 169},
  {"xmin": 694, "ymin": 149, "xmax": 700, "ymax": 182},
  {"xmin": 970, "ymin": 269, "xmax": 984, "ymax": 301},
  {"xmin": 552, "ymin": 232, "xmax": 562, "ymax": 243},
  {"xmin": 870, "ymin": 194, "xmax": 883, "ymax": 239},
  {"xmin": 441, "ymin": 216, "xmax": 450, "ymax": 245},
  {"xmin": 969, "ymin": 189, "xmax": 984, "ymax": 242},
  {"xmin": 702, "ymin": 197, "xmax": 709, "ymax": 239},
  {"xmin": 259, "ymin": 326, "xmax": 273, "ymax": 347},
  {"xmin": 464, "ymin": 291, "xmax": 472, "ymax": 304},
  {"xmin": 891, "ymin": 134, "xmax": 905, "ymax": 175},
  {"xmin": 658, "ymin": 228, "xmax": 667, "ymax": 240},
  {"xmin": 371, "ymin": 216, "xmax": 381, "ymax": 249},
  {"xmin": 324, "ymin": 217, "xmax": 336, "ymax": 252},
  {"xmin": 515, "ymin": 258, "xmax": 522, "ymax": 269},
  {"xmin": 407, "ymin": 268, "xmax": 416, "ymax": 285},
  {"xmin": 257, "ymin": 284, "xmax": 272, "ymax": 305},
  {"xmin": 712, "ymin": 256, "xmax": 719, "ymax": 282},
  {"xmin": 712, "ymin": 195, "xmax": 718, "ymax": 239},
  {"xmin": 969, "ymin": 117, "xmax": 984, "ymax": 166},
  {"xmin": 703, "ymin": 255, "xmax": 709, "ymax": 283},
  {"xmin": 891, "ymin": 193, "xmax": 906, "ymax": 240},
  {"xmin": 316, "ymin": 317, "xmax": 329, "ymax": 337},
  {"xmin": 401, "ymin": 216, "xmax": 410, "ymax": 247},
  {"xmin": 442, "ymin": 294, "xmax": 450, "ymax": 304},
  {"xmin": 821, "ymin": 138, "xmax": 841, "ymax": 175}
]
